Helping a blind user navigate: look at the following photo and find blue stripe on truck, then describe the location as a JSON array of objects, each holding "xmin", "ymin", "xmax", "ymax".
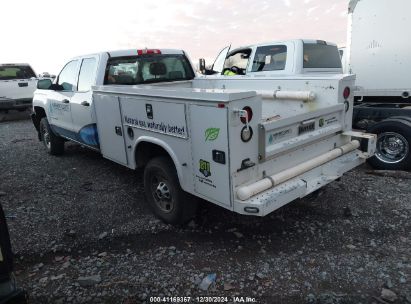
[{"xmin": 50, "ymin": 124, "xmax": 100, "ymax": 148}]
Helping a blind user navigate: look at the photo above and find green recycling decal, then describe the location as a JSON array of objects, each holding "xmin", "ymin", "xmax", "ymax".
[{"xmin": 205, "ymin": 128, "xmax": 220, "ymax": 141}]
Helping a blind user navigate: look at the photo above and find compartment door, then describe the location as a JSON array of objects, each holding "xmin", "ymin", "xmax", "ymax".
[
  {"xmin": 190, "ymin": 105, "xmax": 231, "ymax": 207},
  {"xmin": 93, "ymin": 94, "xmax": 128, "ymax": 165}
]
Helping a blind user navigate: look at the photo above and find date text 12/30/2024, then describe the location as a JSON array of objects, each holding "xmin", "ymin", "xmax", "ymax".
[{"xmin": 149, "ymin": 296, "xmax": 257, "ymax": 303}]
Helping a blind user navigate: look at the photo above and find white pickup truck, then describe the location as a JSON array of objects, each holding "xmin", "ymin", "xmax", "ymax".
[
  {"xmin": 199, "ymin": 39, "xmax": 343, "ymax": 76},
  {"xmin": 32, "ymin": 46, "xmax": 375, "ymax": 224},
  {"xmin": 0, "ymin": 63, "xmax": 38, "ymax": 112}
]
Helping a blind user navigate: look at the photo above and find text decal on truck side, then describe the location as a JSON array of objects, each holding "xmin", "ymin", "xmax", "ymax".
[{"xmin": 122, "ymin": 101, "xmax": 188, "ymax": 139}]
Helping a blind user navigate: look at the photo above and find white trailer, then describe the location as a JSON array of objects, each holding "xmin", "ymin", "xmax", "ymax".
[{"xmin": 346, "ymin": 0, "xmax": 411, "ymax": 170}]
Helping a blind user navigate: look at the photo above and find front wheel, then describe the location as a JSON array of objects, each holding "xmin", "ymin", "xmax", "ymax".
[
  {"xmin": 39, "ymin": 117, "xmax": 65, "ymax": 155},
  {"xmin": 144, "ymin": 156, "xmax": 197, "ymax": 224},
  {"xmin": 367, "ymin": 119, "xmax": 411, "ymax": 170}
]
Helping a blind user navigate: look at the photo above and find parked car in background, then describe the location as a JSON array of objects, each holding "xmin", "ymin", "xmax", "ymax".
[
  {"xmin": 0, "ymin": 64, "xmax": 37, "ymax": 112},
  {"xmin": 199, "ymin": 39, "xmax": 343, "ymax": 76},
  {"xmin": 38, "ymin": 72, "xmax": 56, "ymax": 80}
]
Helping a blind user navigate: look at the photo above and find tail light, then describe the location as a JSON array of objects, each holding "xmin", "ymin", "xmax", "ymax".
[
  {"xmin": 343, "ymin": 87, "xmax": 350, "ymax": 99},
  {"xmin": 137, "ymin": 49, "xmax": 161, "ymax": 55},
  {"xmin": 240, "ymin": 106, "xmax": 253, "ymax": 124}
]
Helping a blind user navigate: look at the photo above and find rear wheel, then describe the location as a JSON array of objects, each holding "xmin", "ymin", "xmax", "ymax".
[
  {"xmin": 367, "ymin": 119, "xmax": 411, "ymax": 170},
  {"xmin": 39, "ymin": 117, "xmax": 65, "ymax": 155},
  {"xmin": 144, "ymin": 156, "xmax": 197, "ymax": 224}
]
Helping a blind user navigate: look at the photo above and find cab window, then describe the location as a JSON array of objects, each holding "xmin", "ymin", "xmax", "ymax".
[
  {"xmin": 57, "ymin": 60, "xmax": 79, "ymax": 91},
  {"xmin": 251, "ymin": 45, "xmax": 287, "ymax": 72},
  {"xmin": 77, "ymin": 58, "xmax": 97, "ymax": 92},
  {"xmin": 222, "ymin": 49, "xmax": 251, "ymax": 75}
]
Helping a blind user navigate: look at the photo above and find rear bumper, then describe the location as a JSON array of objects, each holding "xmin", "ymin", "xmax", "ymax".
[
  {"xmin": 233, "ymin": 149, "xmax": 366, "ymax": 216},
  {"xmin": 0, "ymin": 99, "xmax": 32, "ymax": 110}
]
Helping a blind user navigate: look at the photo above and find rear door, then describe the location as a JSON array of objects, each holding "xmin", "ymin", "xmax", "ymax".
[
  {"xmin": 70, "ymin": 56, "xmax": 99, "ymax": 147},
  {"xmin": 47, "ymin": 60, "xmax": 79, "ymax": 134}
]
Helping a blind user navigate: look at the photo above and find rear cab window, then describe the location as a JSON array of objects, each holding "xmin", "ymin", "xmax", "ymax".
[
  {"xmin": 0, "ymin": 65, "xmax": 36, "ymax": 80},
  {"xmin": 303, "ymin": 42, "xmax": 342, "ymax": 69},
  {"xmin": 104, "ymin": 54, "xmax": 194, "ymax": 85}
]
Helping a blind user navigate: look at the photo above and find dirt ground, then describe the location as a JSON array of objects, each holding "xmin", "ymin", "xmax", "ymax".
[{"xmin": 0, "ymin": 114, "xmax": 410, "ymax": 304}]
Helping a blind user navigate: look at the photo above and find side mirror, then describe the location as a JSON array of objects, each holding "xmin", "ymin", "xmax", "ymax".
[
  {"xmin": 199, "ymin": 58, "xmax": 206, "ymax": 74},
  {"xmin": 50, "ymin": 75, "xmax": 56, "ymax": 79},
  {"xmin": 37, "ymin": 79, "xmax": 53, "ymax": 90},
  {"xmin": 198, "ymin": 58, "xmax": 219, "ymax": 75}
]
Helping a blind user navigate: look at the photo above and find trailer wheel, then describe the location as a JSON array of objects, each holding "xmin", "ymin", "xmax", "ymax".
[
  {"xmin": 39, "ymin": 117, "xmax": 65, "ymax": 155},
  {"xmin": 367, "ymin": 119, "xmax": 411, "ymax": 170},
  {"xmin": 144, "ymin": 157, "xmax": 197, "ymax": 224}
]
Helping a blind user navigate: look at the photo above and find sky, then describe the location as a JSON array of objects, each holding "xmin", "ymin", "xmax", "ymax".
[{"xmin": 0, "ymin": 0, "xmax": 349, "ymax": 75}]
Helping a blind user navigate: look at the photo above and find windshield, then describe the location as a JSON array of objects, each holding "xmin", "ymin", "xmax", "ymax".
[
  {"xmin": 104, "ymin": 54, "xmax": 195, "ymax": 85},
  {"xmin": 0, "ymin": 65, "xmax": 36, "ymax": 80},
  {"xmin": 303, "ymin": 43, "xmax": 342, "ymax": 69}
]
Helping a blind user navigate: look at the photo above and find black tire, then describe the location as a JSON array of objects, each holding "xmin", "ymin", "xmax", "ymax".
[
  {"xmin": 39, "ymin": 117, "xmax": 65, "ymax": 155},
  {"xmin": 144, "ymin": 156, "xmax": 198, "ymax": 225},
  {"xmin": 367, "ymin": 119, "xmax": 411, "ymax": 170}
]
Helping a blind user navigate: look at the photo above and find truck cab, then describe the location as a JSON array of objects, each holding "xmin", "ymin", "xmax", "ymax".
[
  {"xmin": 199, "ymin": 39, "xmax": 343, "ymax": 77},
  {"xmin": 31, "ymin": 49, "xmax": 195, "ymax": 153}
]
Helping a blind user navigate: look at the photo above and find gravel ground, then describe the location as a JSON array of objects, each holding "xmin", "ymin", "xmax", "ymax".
[{"xmin": 0, "ymin": 117, "xmax": 410, "ymax": 304}]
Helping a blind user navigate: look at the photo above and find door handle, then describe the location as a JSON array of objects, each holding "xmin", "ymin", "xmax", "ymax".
[
  {"xmin": 62, "ymin": 99, "xmax": 70, "ymax": 103},
  {"xmin": 81, "ymin": 101, "xmax": 90, "ymax": 106}
]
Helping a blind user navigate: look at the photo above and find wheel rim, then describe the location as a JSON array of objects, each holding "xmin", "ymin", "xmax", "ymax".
[
  {"xmin": 41, "ymin": 124, "xmax": 51, "ymax": 149},
  {"xmin": 150, "ymin": 175, "xmax": 174, "ymax": 213},
  {"xmin": 375, "ymin": 132, "xmax": 409, "ymax": 164}
]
